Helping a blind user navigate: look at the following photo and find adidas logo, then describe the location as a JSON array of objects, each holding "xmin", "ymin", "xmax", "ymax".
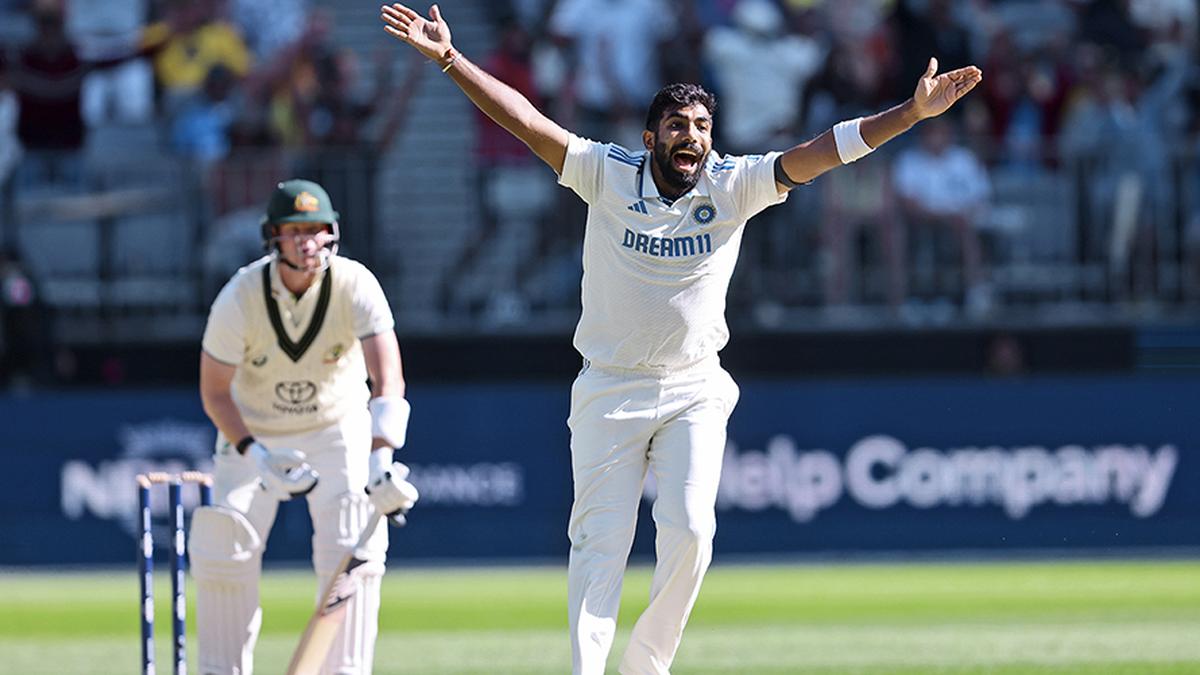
[{"xmin": 627, "ymin": 201, "xmax": 649, "ymax": 215}]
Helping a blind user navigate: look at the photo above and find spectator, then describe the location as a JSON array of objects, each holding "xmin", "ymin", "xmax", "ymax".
[
  {"xmin": 893, "ymin": 0, "xmax": 972, "ymax": 86},
  {"xmin": 170, "ymin": 64, "xmax": 237, "ymax": 165},
  {"xmin": 550, "ymin": 0, "xmax": 677, "ymax": 146},
  {"xmin": 1130, "ymin": 0, "xmax": 1198, "ymax": 38},
  {"xmin": 704, "ymin": 0, "xmax": 826, "ymax": 313},
  {"xmin": 225, "ymin": 10, "xmax": 332, "ymax": 148},
  {"xmin": 1076, "ymin": 0, "xmax": 1147, "ymax": 66},
  {"xmin": 288, "ymin": 44, "xmax": 425, "ymax": 261},
  {"xmin": 982, "ymin": 46, "xmax": 1071, "ymax": 173},
  {"xmin": 825, "ymin": 0, "xmax": 892, "ymax": 44},
  {"xmin": 65, "ymin": 0, "xmax": 153, "ymax": 125},
  {"xmin": 7, "ymin": 2, "xmax": 86, "ymax": 184},
  {"xmin": 892, "ymin": 117, "xmax": 991, "ymax": 314},
  {"xmin": 443, "ymin": 20, "xmax": 558, "ymax": 317},
  {"xmin": 702, "ymin": 0, "xmax": 825, "ymax": 154},
  {"xmin": 820, "ymin": 153, "xmax": 902, "ymax": 308},
  {"xmin": 1059, "ymin": 51, "xmax": 1191, "ymax": 296},
  {"xmin": 502, "ymin": 0, "xmax": 557, "ymax": 32},
  {"xmin": 7, "ymin": 1, "xmax": 159, "ymax": 187},
  {"xmin": 293, "ymin": 46, "xmax": 394, "ymax": 147},
  {"xmin": 201, "ymin": 13, "xmax": 331, "ymax": 219},
  {"xmin": 489, "ymin": 21, "xmax": 564, "ymax": 318},
  {"xmin": 476, "ymin": 21, "xmax": 542, "ymax": 168},
  {"xmin": 805, "ymin": 39, "xmax": 891, "ymax": 135},
  {"xmin": 140, "ymin": 0, "xmax": 251, "ymax": 110},
  {"xmin": 230, "ymin": 0, "xmax": 308, "ymax": 62}
]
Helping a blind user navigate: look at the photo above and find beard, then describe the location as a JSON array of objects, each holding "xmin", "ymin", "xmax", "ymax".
[{"xmin": 652, "ymin": 138, "xmax": 705, "ymax": 198}]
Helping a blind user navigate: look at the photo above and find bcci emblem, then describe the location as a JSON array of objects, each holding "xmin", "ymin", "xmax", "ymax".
[
  {"xmin": 275, "ymin": 380, "xmax": 318, "ymax": 405},
  {"xmin": 693, "ymin": 203, "xmax": 716, "ymax": 224},
  {"xmin": 294, "ymin": 191, "xmax": 320, "ymax": 212}
]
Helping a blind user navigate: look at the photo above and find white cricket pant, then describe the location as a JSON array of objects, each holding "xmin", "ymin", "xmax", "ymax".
[
  {"xmin": 194, "ymin": 408, "xmax": 388, "ymax": 675},
  {"xmin": 566, "ymin": 359, "xmax": 739, "ymax": 675}
]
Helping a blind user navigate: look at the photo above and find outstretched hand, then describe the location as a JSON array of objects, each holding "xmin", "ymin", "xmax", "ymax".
[
  {"xmin": 380, "ymin": 3, "xmax": 453, "ymax": 63},
  {"xmin": 912, "ymin": 57, "xmax": 983, "ymax": 120}
]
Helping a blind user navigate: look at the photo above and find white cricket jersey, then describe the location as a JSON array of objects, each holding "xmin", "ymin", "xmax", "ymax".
[
  {"xmin": 202, "ymin": 255, "xmax": 395, "ymax": 436},
  {"xmin": 558, "ymin": 134, "xmax": 787, "ymax": 372}
]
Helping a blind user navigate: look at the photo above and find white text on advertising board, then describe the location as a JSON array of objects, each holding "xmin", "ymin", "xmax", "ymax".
[{"xmin": 645, "ymin": 434, "xmax": 1177, "ymax": 522}]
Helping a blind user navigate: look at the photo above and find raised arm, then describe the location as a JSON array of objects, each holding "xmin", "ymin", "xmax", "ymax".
[
  {"xmin": 380, "ymin": 3, "xmax": 570, "ymax": 174},
  {"xmin": 776, "ymin": 58, "xmax": 982, "ymax": 188}
]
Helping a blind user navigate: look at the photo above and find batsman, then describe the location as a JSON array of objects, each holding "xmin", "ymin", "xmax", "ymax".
[{"xmin": 191, "ymin": 179, "xmax": 419, "ymax": 674}]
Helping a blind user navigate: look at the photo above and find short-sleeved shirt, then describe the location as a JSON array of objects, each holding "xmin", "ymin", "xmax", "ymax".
[
  {"xmin": 558, "ymin": 134, "xmax": 786, "ymax": 373},
  {"xmin": 550, "ymin": 0, "xmax": 676, "ymax": 108},
  {"xmin": 893, "ymin": 146, "xmax": 990, "ymax": 216},
  {"xmin": 143, "ymin": 20, "xmax": 252, "ymax": 93},
  {"xmin": 202, "ymin": 255, "xmax": 394, "ymax": 436}
]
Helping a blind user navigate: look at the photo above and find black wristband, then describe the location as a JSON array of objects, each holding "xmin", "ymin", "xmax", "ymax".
[
  {"xmin": 235, "ymin": 436, "xmax": 256, "ymax": 455},
  {"xmin": 774, "ymin": 155, "xmax": 805, "ymax": 190}
]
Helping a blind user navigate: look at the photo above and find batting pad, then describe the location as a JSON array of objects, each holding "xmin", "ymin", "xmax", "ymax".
[
  {"xmin": 189, "ymin": 506, "xmax": 264, "ymax": 579},
  {"xmin": 312, "ymin": 492, "xmax": 387, "ymax": 576},
  {"xmin": 189, "ymin": 506, "xmax": 264, "ymax": 675},
  {"xmin": 318, "ymin": 562, "xmax": 384, "ymax": 675}
]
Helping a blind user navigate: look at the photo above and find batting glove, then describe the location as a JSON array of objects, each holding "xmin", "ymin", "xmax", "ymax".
[
  {"xmin": 247, "ymin": 442, "xmax": 319, "ymax": 500},
  {"xmin": 366, "ymin": 447, "xmax": 419, "ymax": 526}
]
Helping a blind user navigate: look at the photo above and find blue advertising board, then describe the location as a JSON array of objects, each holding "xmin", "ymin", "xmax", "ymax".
[
  {"xmin": 1, "ymin": 375, "xmax": 1196, "ymax": 566},
  {"xmin": 712, "ymin": 377, "xmax": 1197, "ymax": 553}
]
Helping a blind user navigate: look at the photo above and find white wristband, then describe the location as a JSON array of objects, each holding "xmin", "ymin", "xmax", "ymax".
[
  {"xmin": 369, "ymin": 396, "xmax": 411, "ymax": 449},
  {"xmin": 832, "ymin": 118, "xmax": 874, "ymax": 164}
]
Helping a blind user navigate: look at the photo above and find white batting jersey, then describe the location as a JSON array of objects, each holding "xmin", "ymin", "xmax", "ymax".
[
  {"xmin": 558, "ymin": 134, "xmax": 787, "ymax": 372},
  {"xmin": 202, "ymin": 255, "xmax": 395, "ymax": 436}
]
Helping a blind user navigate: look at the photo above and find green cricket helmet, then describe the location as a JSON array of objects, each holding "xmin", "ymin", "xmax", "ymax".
[{"xmin": 261, "ymin": 179, "xmax": 340, "ymax": 271}]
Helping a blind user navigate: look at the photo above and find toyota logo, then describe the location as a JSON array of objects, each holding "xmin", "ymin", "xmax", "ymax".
[{"xmin": 275, "ymin": 381, "xmax": 318, "ymax": 404}]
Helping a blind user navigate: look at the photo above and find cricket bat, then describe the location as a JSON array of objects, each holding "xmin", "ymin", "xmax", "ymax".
[{"xmin": 285, "ymin": 511, "xmax": 389, "ymax": 674}]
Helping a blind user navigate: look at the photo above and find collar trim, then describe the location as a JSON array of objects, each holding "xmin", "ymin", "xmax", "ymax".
[{"xmin": 262, "ymin": 263, "xmax": 332, "ymax": 363}]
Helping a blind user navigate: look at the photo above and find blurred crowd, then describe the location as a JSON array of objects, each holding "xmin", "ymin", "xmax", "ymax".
[
  {"xmin": 0, "ymin": 0, "xmax": 1199, "ymax": 388},
  {"xmin": 0, "ymin": 0, "xmax": 423, "ymax": 232},
  {"xmin": 0, "ymin": 0, "xmax": 426, "ymax": 387},
  {"xmin": 465, "ymin": 0, "xmax": 1200, "ymax": 321}
]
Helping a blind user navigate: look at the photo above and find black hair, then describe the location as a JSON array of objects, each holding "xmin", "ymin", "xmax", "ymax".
[{"xmin": 644, "ymin": 83, "xmax": 717, "ymax": 132}]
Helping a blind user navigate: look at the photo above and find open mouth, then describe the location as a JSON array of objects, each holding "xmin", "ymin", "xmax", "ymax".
[{"xmin": 672, "ymin": 147, "xmax": 702, "ymax": 173}]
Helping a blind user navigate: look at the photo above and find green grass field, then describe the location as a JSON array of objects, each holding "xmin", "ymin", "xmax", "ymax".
[{"xmin": 1, "ymin": 559, "xmax": 1197, "ymax": 674}]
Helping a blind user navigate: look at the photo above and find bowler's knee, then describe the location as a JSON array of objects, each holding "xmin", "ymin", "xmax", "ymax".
[
  {"xmin": 568, "ymin": 509, "xmax": 639, "ymax": 559},
  {"xmin": 658, "ymin": 511, "xmax": 716, "ymax": 552}
]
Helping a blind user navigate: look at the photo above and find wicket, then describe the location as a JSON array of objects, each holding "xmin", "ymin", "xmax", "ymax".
[{"xmin": 137, "ymin": 471, "xmax": 213, "ymax": 675}]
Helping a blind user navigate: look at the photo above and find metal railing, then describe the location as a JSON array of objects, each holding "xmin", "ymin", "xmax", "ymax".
[{"xmin": 4, "ymin": 142, "xmax": 1198, "ymax": 346}]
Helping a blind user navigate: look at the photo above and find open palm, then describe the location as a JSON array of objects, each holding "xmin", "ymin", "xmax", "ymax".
[
  {"xmin": 381, "ymin": 3, "xmax": 453, "ymax": 62},
  {"xmin": 913, "ymin": 57, "xmax": 983, "ymax": 120}
]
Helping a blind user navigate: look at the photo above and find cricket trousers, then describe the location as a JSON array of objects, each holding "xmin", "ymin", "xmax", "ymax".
[
  {"xmin": 566, "ymin": 358, "xmax": 740, "ymax": 675},
  {"xmin": 193, "ymin": 408, "xmax": 388, "ymax": 675}
]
